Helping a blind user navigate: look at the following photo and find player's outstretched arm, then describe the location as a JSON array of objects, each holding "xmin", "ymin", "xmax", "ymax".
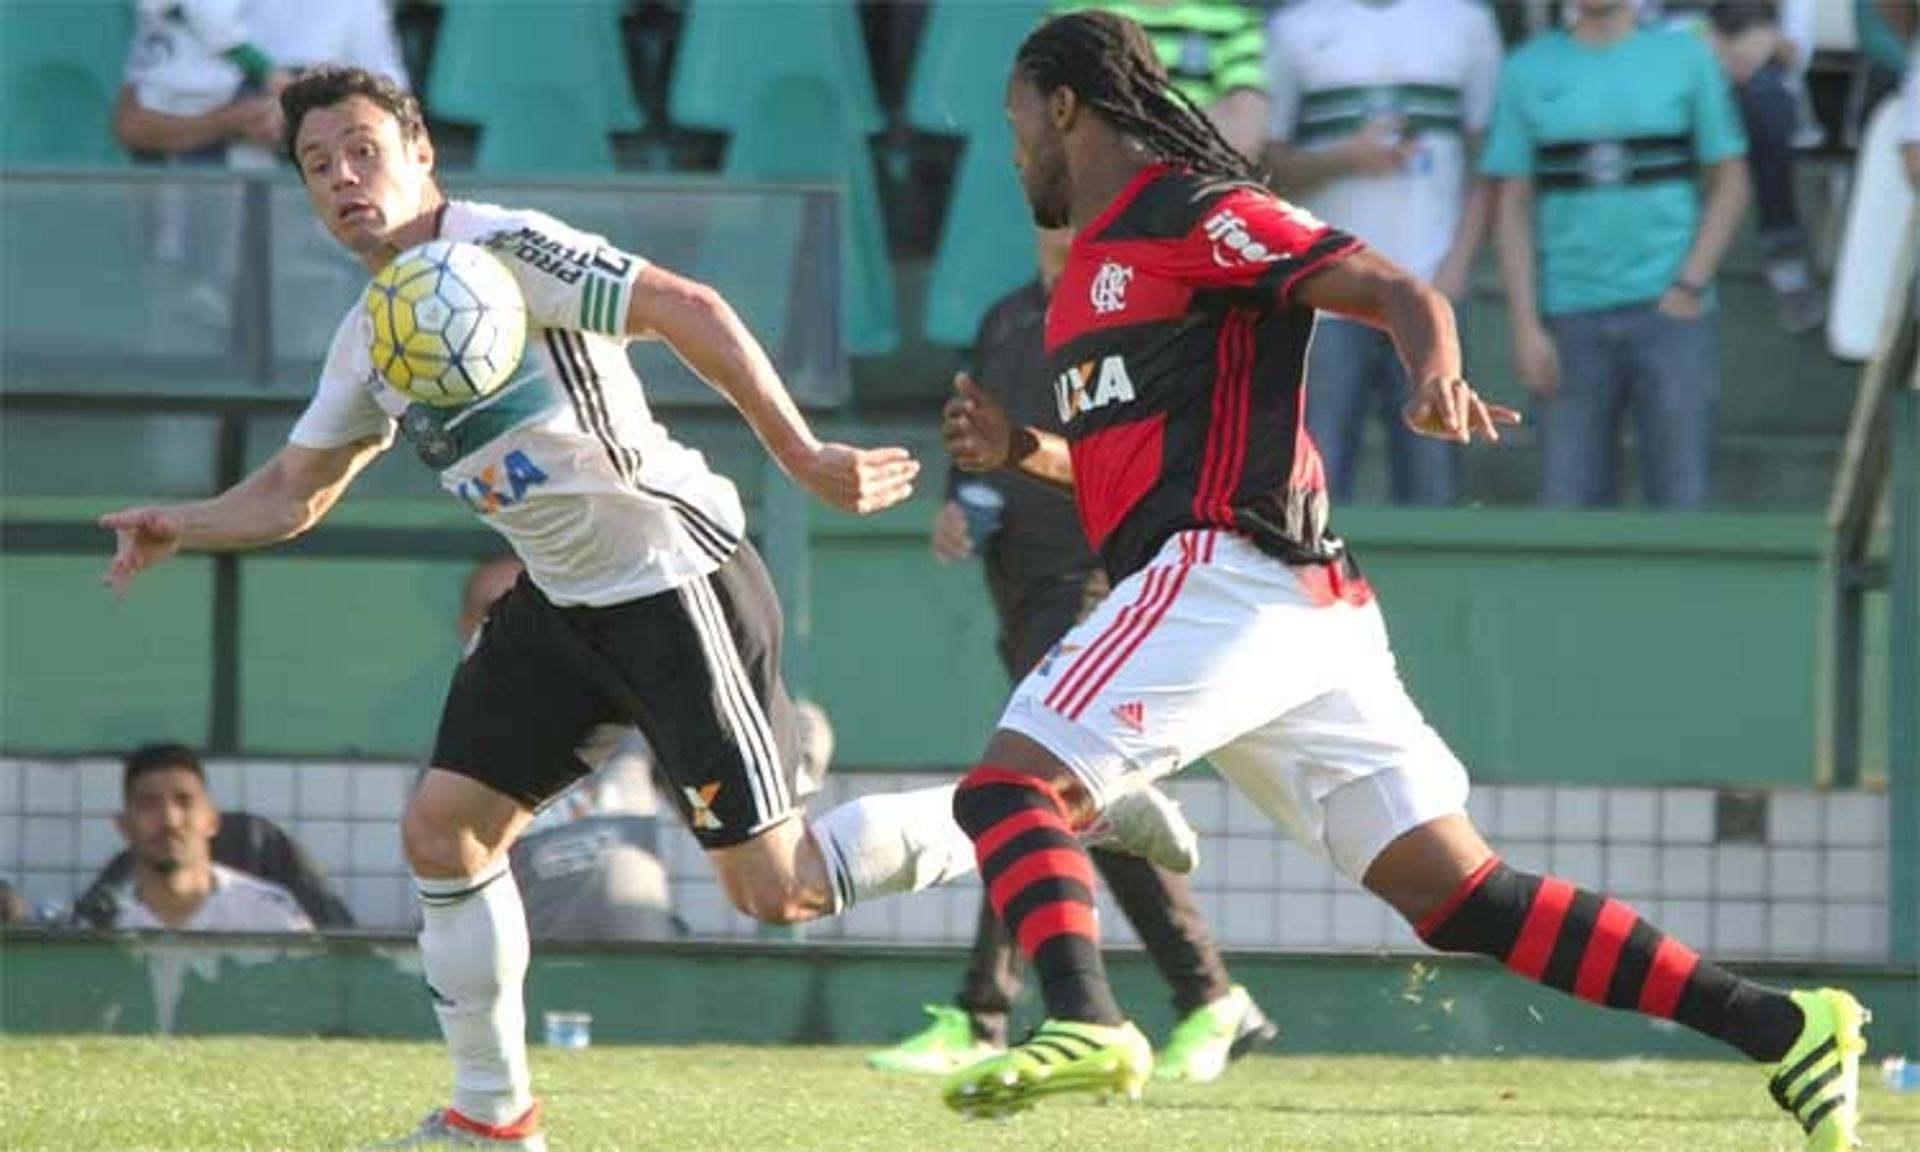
[
  {"xmin": 1292, "ymin": 248, "xmax": 1520, "ymax": 444},
  {"xmin": 625, "ymin": 264, "xmax": 918, "ymax": 515},
  {"xmin": 99, "ymin": 439, "xmax": 382, "ymax": 594},
  {"xmin": 942, "ymin": 372, "xmax": 1075, "ymax": 494}
]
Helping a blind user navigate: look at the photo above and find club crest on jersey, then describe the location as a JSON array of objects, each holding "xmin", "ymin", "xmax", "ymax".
[
  {"xmin": 455, "ymin": 450, "xmax": 550, "ymax": 514},
  {"xmin": 1090, "ymin": 261, "xmax": 1134, "ymax": 315},
  {"xmin": 1054, "ymin": 355, "xmax": 1136, "ymax": 422}
]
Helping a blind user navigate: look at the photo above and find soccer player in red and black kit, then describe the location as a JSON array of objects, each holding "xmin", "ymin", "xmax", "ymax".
[{"xmin": 938, "ymin": 12, "xmax": 1866, "ymax": 1147}]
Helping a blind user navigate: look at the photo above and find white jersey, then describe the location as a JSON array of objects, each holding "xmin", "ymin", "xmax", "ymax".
[
  {"xmin": 124, "ymin": 0, "xmax": 248, "ymax": 118},
  {"xmin": 244, "ymin": 0, "xmax": 409, "ymax": 85},
  {"xmin": 1266, "ymin": 0, "xmax": 1502, "ymax": 279},
  {"xmin": 114, "ymin": 863, "xmax": 315, "ymax": 932},
  {"xmin": 290, "ymin": 201, "xmax": 747, "ymax": 607}
]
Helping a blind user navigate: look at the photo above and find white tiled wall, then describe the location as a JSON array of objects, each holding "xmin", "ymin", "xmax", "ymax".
[{"xmin": 0, "ymin": 758, "xmax": 1897, "ymax": 961}]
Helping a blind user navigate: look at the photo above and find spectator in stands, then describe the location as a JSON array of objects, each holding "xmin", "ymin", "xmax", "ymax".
[
  {"xmin": 115, "ymin": 0, "xmax": 408, "ymax": 168},
  {"xmin": 99, "ymin": 742, "xmax": 314, "ymax": 932},
  {"xmin": 1065, "ymin": 1, "xmax": 1270, "ymax": 160},
  {"xmin": 1486, "ymin": 0, "xmax": 1750, "ymax": 509},
  {"xmin": 1654, "ymin": 3, "xmax": 1823, "ymax": 334},
  {"xmin": 458, "ymin": 555, "xmax": 681, "ymax": 943},
  {"xmin": 1266, "ymin": 0, "xmax": 1504, "ymax": 505},
  {"xmin": 114, "ymin": 0, "xmax": 288, "ymax": 166}
]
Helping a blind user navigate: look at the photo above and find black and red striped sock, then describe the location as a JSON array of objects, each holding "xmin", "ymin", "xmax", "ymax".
[
  {"xmin": 1418, "ymin": 858, "xmax": 1803, "ymax": 1062},
  {"xmin": 952, "ymin": 765, "xmax": 1122, "ymax": 1026}
]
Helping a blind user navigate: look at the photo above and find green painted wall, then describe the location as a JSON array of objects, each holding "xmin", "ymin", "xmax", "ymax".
[
  {"xmin": 2, "ymin": 499, "xmax": 1829, "ymax": 785},
  {"xmin": 3, "ymin": 934, "xmax": 1913, "ymax": 1062}
]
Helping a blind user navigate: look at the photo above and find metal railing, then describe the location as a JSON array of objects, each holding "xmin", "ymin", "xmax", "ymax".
[{"xmin": 1824, "ymin": 204, "xmax": 1919, "ymax": 967}]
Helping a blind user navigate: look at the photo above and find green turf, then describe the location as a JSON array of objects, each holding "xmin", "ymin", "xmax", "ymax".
[{"xmin": 2, "ymin": 1037, "xmax": 1917, "ymax": 1151}]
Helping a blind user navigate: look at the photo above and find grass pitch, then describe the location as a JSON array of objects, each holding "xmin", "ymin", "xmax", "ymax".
[{"xmin": 3, "ymin": 1036, "xmax": 1917, "ymax": 1151}]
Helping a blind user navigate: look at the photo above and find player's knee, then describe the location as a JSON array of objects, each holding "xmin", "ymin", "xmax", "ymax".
[
  {"xmin": 402, "ymin": 800, "xmax": 478, "ymax": 878},
  {"xmin": 722, "ymin": 871, "xmax": 823, "ymax": 925}
]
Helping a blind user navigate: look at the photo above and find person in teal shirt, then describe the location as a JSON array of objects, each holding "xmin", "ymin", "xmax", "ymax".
[{"xmin": 1483, "ymin": 0, "xmax": 1750, "ymax": 508}]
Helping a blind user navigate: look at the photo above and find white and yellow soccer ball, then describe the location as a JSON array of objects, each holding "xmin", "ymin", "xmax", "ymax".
[{"xmin": 364, "ymin": 240, "xmax": 528, "ymax": 407}]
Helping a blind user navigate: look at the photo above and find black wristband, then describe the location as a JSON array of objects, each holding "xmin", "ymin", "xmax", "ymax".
[{"xmin": 1672, "ymin": 279, "xmax": 1706, "ymax": 298}]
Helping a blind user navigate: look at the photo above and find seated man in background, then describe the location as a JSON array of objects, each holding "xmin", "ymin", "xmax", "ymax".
[{"xmin": 93, "ymin": 742, "xmax": 315, "ymax": 932}]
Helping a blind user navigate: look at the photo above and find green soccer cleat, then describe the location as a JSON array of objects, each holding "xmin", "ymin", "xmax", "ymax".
[
  {"xmin": 1153, "ymin": 985, "xmax": 1279, "ymax": 1083},
  {"xmin": 942, "ymin": 1018, "xmax": 1153, "ymax": 1118},
  {"xmin": 1768, "ymin": 988, "xmax": 1870, "ymax": 1151},
  {"xmin": 866, "ymin": 1005, "xmax": 1003, "ymax": 1075}
]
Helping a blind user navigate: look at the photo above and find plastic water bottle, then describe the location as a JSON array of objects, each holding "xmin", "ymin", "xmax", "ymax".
[
  {"xmin": 1883, "ymin": 1056, "xmax": 1920, "ymax": 1092},
  {"xmin": 954, "ymin": 481, "xmax": 1005, "ymax": 554},
  {"xmin": 543, "ymin": 1011, "xmax": 593, "ymax": 1050}
]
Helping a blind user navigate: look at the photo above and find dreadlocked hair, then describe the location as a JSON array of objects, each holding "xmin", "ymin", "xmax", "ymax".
[{"xmin": 1015, "ymin": 8, "xmax": 1261, "ymax": 184}]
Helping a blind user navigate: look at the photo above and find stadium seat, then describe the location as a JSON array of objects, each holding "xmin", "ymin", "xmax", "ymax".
[
  {"xmin": 475, "ymin": 85, "xmax": 618, "ymax": 174},
  {"xmin": 426, "ymin": 0, "xmax": 642, "ymax": 160},
  {"xmin": 723, "ymin": 77, "xmax": 898, "ymax": 355},
  {"xmin": 0, "ymin": 0, "xmax": 130, "ymax": 166},
  {"xmin": 905, "ymin": 1, "xmax": 1049, "ymax": 346},
  {"xmin": 667, "ymin": 0, "xmax": 882, "ymax": 136}
]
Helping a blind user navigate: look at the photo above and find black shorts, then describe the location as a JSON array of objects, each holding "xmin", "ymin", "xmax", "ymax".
[{"xmin": 432, "ymin": 541, "xmax": 803, "ymax": 848}]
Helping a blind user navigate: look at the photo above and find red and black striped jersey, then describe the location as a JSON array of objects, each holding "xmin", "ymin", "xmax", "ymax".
[{"xmin": 1046, "ymin": 164, "xmax": 1362, "ymax": 581}]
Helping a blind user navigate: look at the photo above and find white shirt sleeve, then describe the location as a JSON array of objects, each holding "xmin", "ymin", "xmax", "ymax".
[
  {"xmin": 343, "ymin": 0, "xmax": 411, "ymax": 88},
  {"xmin": 1463, "ymin": 3, "xmax": 1505, "ymax": 135},
  {"xmin": 1264, "ymin": 9, "xmax": 1302, "ymax": 144},
  {"xmin": 289, "ymin": 310, "xmax": 397, "ymax": 450},
  {"xmin": 182, "ymin": 0, "xmax": 250, "ymax": 56},
  {"xmin": 477, "ymin": 211, "xmax": 650, "ymax": 339}
]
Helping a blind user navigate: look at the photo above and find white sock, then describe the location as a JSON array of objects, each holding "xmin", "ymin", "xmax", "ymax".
[
  {"xmin": 415, "ymin": 857, "xmax": 534, "ymax": 1126},
  {"xmin": 810, "ymin": 783, "xmax": 977, "ymax": 912}
]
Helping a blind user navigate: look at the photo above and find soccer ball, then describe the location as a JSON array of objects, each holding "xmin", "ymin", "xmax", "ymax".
[{"xmin": 364, "ymin": 240, "xmax": 527, "ymax": 407}]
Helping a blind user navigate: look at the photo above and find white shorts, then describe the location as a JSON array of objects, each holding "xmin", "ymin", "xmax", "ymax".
[{"xmin": 999, "ymin": 529, "xmax": 1468, "ymax": 882}]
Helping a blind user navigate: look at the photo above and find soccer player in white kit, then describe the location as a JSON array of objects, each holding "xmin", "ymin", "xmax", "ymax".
[{"xmin": 98, "ymin": 66, "xmax": 990, "ymax": 1150}]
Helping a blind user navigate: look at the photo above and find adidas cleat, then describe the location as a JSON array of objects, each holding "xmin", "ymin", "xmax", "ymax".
[
  {"xmin": 1768, "ymin": 988, "xmax": 1869, "ymax": 1151},
  {"xmin": 867, "ymin": 1004, "xmax": 1004, "ymax": 1075},
  {"xmin": 1154, "ymin": 985, "xmax": 1279, "ymax": 1083},
  {"xmin": 942, "ymin": 1018, "xmax": 1152, "ymax": 1118}
]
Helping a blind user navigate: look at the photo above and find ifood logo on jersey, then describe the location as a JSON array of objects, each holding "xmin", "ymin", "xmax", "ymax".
[
  {"xmin": 1202, "ymin": 210, "xmax": 1281, "ymax": 267},
  {"xmin": 1055, "ymin": 355, "xmax": 1136, "ymax": 422}
]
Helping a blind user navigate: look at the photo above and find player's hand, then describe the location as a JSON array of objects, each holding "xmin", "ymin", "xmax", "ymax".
[
  {"xmin": 1341, "ymin": 119, "xmax": 1417, "ymax": 177},
  {"xmin": 942, "ymin": 371, "xmax": 1012, "ymax": 472},
  {"xmin": 930, "ymin": 500, "xmax": 972, "ymax": 563},
  {"xmin": 799, "ymin": 442, "xmax": 919, "ymax": 515},
  {"xmin": 1403, "ymin": 376, "xmax": 1521, "ymax": 444},
  {"xmin": 1656, "ymin": 286, "xmax": 1704, "ymax": 321},
  {"xmin": 1513, "ymin": 321, "xmax": 1560, "ymax": 397},
  {"xmin": 99, "ymin": 506, "xmax": 184, "ymax": 594},
  {"xmin": 230, "ymin": 95, "xmax": 283, "ymax": 148}
]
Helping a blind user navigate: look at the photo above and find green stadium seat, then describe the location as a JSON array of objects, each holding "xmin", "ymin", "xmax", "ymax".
[
  {"xmin": 667, "ymin": 0, "xmax": 882, "ymax": 135},
  {"xmin": 0, "ymin": 0, "xmax": 130, "ymax": 166},
  {"xmin": 723, "ymin": 77, "xmax": 897, "ymax": 355},
  {"xmin": 905, "ymin": 1, "xmax": 1047, "ymax": 346},
  {"xmin": 426, "ymin": 0, "xmax": 642, "ymax": 159},
  {"xmin": 474, "ymin": 85, "xmax": 618, "ymax": 175}
]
